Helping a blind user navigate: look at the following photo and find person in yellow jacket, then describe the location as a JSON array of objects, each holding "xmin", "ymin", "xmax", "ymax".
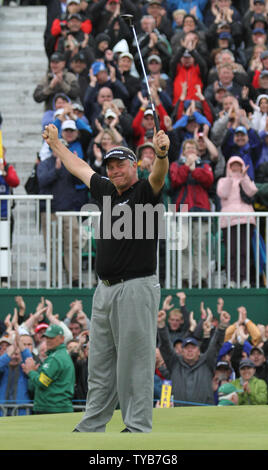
[{"xmin": 224, "ymin": 306, "xmax": 261, "ymax": 347}]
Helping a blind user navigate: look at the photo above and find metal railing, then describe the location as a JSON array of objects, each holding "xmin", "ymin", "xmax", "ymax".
[
  {"xmin": 0, "ymin": 401, "xmax": 86, "ymax": 416},
  {"xmin": 164, "ymin": 211, "xmax": 268, "ymax": 289},
  {"xmin": 55, "ymin": 210, "xmax": 268, "ymax": 290},
  {"xmin": 0, "ymin": 195, "xmax": 267, "ymax": 289},
  {"xmin": 0, "ymin": 195, "xmax": 52, "ymax": 288}
]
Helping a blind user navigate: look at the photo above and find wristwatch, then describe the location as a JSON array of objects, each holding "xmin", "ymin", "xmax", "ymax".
[{"xmin": 156, "ymin": 154, "xmax": 168, "ymax": 159}]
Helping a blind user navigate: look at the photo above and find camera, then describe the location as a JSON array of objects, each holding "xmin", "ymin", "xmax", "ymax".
[{"xmin": 60, "ymin": 22, "xmax": 68, "ymax": 30}]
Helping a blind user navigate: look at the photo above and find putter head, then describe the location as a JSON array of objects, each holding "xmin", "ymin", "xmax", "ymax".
[{"xmin": 120, "ymin": 14, "xmax": 134, "ymax": 26}]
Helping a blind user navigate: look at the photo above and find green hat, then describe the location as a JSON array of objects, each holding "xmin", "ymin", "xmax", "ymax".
[
  {"xmin": 43, "ymin": 324, "xmax": 64, "ymax": 338},
  {"xmin": 218, "ymin": 383, "xmax": 241, "ymax": 398}
]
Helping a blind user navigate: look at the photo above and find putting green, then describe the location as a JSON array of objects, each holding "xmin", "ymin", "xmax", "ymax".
[{"xmin": 1, "ymin": 406, "xmax": 268, "ymax": 450}]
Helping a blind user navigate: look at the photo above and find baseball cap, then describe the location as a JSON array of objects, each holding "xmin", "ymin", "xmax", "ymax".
[
  {"xmin": 218, "ymin": 383, "xmax": 242, "ymax": 398},
  {"xmin": 0, "ymin": 336, "xmax": 13, "ymax": 345},
  {"xmin": 219, "ymin": 32, "xmax": 231, "ymax": 39},
  {"xmin": 43, "ymin": 324, "xmax": 64, "ymax": 338},
  {"xmin": 253, "ymin": 28, "xmax": 266, "ymax": 34},
  {"xmin": 144, "ymin": 108, "xmax": 154, "ymax": 117},
  {"xmin": 105, "ymin": 109, "xmax": 117, "ymax": 119},
  {"xmin": 235, "ymin": 125, "xmax": 247, "ymax": 135},
  {"xmin": 71, "ymin": 51, "xmax": 87, "ymax": 63},
  {"xmin": 216, "ymin": 361, "xmax": 231, "ymax": 369},
  {"xmin": 147, "ymin": 54, "xmax": 162, "ymax": 64},
  {"xmin": 54, "ymin": 108, "xmax": 65, "ymax": 119},
  {"xmin": 72, "ymin": 102, "xmax": 84, "ymax": 112},
  {"xmin": 173, "ymin": 336, "xmax": 183, "ymax": 347},
  {"xmin": 119, "ymin": 52, "xmax": 134, "ymax": 61},
  {"xmin": 50, "ymin": 52, "xmax": 65, "ymax": 62},
  {"xmin": 183, "ymin": 49, "xmax": 191, "ymax": 57},
  {"xmin": 250, "ymin": 346, "xmax": 265, "ymax": 355},
  {"xmin": 252, "ymin": 13, "xmax": 267, "ymax": 25},
  {"xmin": 239, "ymin": 358, "xmax": 256, "ymax": 369},
  {"xmin": 182, "ymin": 337, "xmax": 199, "ymax": 348},
  {"xmin": 62, "ymin": 119, "xmax": 77, "ymax": 131},
  {"xmin": 67, "ymin": 0, "xmax": 80, "ymax": 4},
  {"xmin": 254, "ymin": 0, "xmax": 265, "ymax": 4},
  {"xmin": 67, "ymin": 13, "xmax": 82, "ymax": 21},
  {"xmin": 34, "ymin": 323, "xmax": 49, "ymax": 334},
  {"xmin": 103, "ymin": 146, "xmax": 137, "ymax": 164},
  {"xmin": 136, "ymin": 141, "xmax": 155, "ymax": 159},
  {"xmin": 91, "ymin": 61, "xmax": 107, "ymax": 76}
]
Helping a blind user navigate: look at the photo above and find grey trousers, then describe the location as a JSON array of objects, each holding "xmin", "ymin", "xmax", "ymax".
[{"xmin": 75, "ymin": 274, "xmax": 160, "ymax": 433}]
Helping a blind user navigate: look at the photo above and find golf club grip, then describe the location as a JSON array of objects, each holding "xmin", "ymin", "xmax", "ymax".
[{"xmin": 153, "ymin": 110, "xmax": 166, "ymax": 151}]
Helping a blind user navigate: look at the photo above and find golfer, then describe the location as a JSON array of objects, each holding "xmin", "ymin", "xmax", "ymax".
[{"xmin": 42, "ymin": 124, "xmax": 169, "ymax": 433}]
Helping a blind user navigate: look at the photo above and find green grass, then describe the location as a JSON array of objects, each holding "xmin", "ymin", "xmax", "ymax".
[{"xmin": 1, "ymin": 406, "xmax": 268, "ymax": 450}]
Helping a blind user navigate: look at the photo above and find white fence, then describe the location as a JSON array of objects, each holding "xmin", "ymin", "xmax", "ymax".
[
  {"xmin": 0, "ymin": 195, "xmax": 52, "ymax": 288},
  {"xmin": 0, "ymin": 195, "xmax": 267, "ymax": 289}
]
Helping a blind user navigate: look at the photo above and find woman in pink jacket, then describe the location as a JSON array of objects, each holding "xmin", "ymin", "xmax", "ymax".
[{"xmin": 216, "ymin": 156, "xmax": 258, "ymax": 288}]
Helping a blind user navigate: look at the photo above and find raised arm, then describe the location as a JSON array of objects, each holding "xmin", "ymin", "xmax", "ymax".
[
  {"xmin": 42, "ymin": 124, "xmax": 95, "ymax": 189},
  {"xmin": 148, "ymin": 129, "xmax": 170, "ymax": 196}
]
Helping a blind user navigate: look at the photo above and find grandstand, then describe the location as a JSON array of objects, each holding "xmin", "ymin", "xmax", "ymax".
[{"xmin": 0, "ymin": 5, "xmax": 47, "ymax": 191}]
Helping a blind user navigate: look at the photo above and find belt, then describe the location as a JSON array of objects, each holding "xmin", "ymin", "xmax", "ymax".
[
  {"xmin": 101, "ymin": 273, "xmax": 154, "ymax": 287},
  {"xmin": 102, "ymin": 278, "xmax": 125, "ymax": 287}
]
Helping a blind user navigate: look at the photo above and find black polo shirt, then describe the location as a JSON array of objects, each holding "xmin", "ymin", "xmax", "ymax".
[{"xmin": 90, "ymin": 172, "xmax": 163, "ymax": 280}]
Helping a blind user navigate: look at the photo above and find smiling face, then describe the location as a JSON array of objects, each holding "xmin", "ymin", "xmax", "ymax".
[
  {"xmin": 259, "ymin": 97, "xmax": 268, "ymax": 113},
  {"xmin": 141, "ymin": 16, "xmax": 156, "ymax": 33},
  {"xmin": 106, "ymin": 158, "xmax": 138, "ymax": 194},
  {"xmin": 118, "ymin": 56, "xmax": 132, "ymax": 72},
  {"xmin": 62, "ymin": 128, "xmax": 79, "ymax": 143},
  {"xmin": 50, "ymin": 60, "xmax": 65, "ymax": 74},
  {"xmin": 45, "ymin": 334, "xmax": 64, "ymax": 351},
  {"xmin": 239, "ymin": 366, "xmax": 255, "ymax": 382},
  {"xmin": 181, "ymin": 343, "xmax": 200, "ymax": 365},
  {"xmin": 234, "ymin": 132, "xmax": 248, "ymax": 147},
  {"xmin": 230, "ymin": 161, "xmax": 243, "ymax": 173},
  {"xmin": 97, "ymin": 87, "xmax": 113, "ymax": 105},
  {"xmin": 183, "ymin": 15, "xmax": 196, "ymax": 32},
  {"xmin": 67, "ymin": 17, "xmax": 82, "ymax": 32},
  {"xmin": 168, "ymin": 312, "xmax": 183, "ymax": 331},
  {"xmin": 218, "ymin": 66, "xmax": 234, "ymax": 86},
  {"xmin": 142, "ymin": 113, "xmax": 155, "ymax": 130},
  {"xmin": 250, "ymin": 350, "xmax": 265, "ymax": 367},
  {"xmin": 101, "ymin": 131, "xmax": 115, "ymax": 151}
]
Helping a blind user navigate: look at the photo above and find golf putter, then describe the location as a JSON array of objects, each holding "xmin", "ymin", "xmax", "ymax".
[{"xmin": 121, "ymin": 14, "xmax": 166, "ymax": 151}]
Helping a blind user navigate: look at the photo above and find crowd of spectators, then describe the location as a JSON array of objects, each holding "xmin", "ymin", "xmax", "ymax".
[
  {"xmin": 1, "ymin": 292, "xmax": 268, "ymax": 415},
  {"xmin": 2, "ymin": 0, "xmax": 268, "ymax": 415},
  {"xmin": 23, "ymin": 0, "xmax": 268, "ymax": 288}
]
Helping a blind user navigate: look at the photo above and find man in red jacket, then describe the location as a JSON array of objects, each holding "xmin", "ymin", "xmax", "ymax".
[
  {"xmin": 169, "ymin": 139, "xmax": 214, "ymax": 287},
  {"xmin": 132, "ymin": 91, "xmax": 168, "ymax": 148},
  {"xmin": 170, "ymin": 34, "xmax": 207, "ymax": 107}
]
